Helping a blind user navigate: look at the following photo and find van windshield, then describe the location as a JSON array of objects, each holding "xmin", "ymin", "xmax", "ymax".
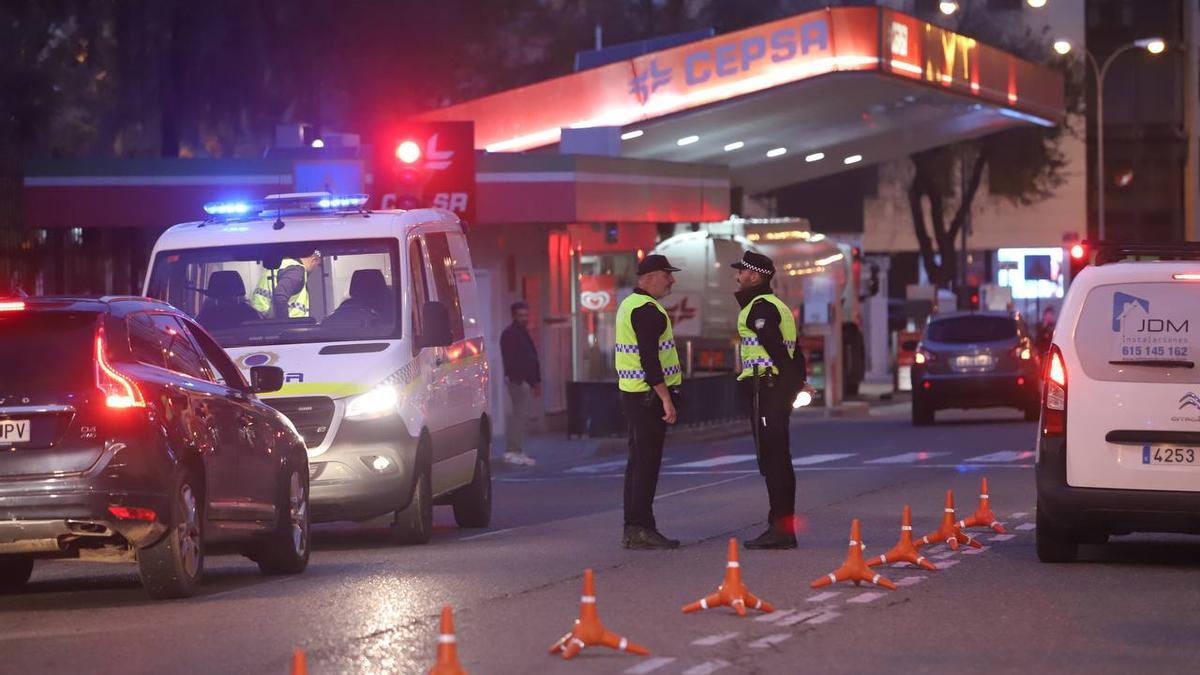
[{"xmin": 145, "ymin": 239, "xmax": 401, "ymax": 348}]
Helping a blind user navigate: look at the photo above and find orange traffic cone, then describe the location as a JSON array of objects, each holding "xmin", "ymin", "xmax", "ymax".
[
  {"xmin": 957, "ymin": 477, "xmax": 1006, "ymax": 533},
  {"xmin": 430, "ymin": 605, "xmax": 467, "ymax": 675},
  {"xmin": 682, "ymin": 538, "xmax": 776, "ymax": 617},
  {"xmin": 867, "ymin": 505, "xmax": 937, "ymax": 571},
  {"xmin": 810, "ymin": 519, "xmax": 897, "ymax": 590},
  {"xmin": 549, "ymin": 569, "xmax": 650, "ymax": 660},
  {"xmin": 291, "ymin": 649, "xmax": 307, "ymax": 675},
  {"xmin": 918, "ymin": 489, "xmax": 984, "ymax": 551}
]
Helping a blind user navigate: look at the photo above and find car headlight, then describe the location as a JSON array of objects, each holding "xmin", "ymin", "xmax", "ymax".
[{"xmin": 345, "ymin": 383, "xmax": 400, "ymax": 420}]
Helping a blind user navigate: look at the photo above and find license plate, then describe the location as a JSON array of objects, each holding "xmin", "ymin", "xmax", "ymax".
[
  {"xmin": 953, "ymin": 355, "xmax": 993, "ymax": 369},
  {"xmin": 0, "ymin": 419, "xmax": 31, "ymax": 444},
  {"xmin": 1142, "ymin": 445, "xmax": 1200, "ymax": 466}
]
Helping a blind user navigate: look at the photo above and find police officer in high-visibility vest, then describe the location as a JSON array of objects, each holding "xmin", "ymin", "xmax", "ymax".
[
  {"xmin": 615, "ymin": 254, "xmax": 683, "ymax": 550},
  {"xmin": 250, "ymin": 249, "xmax": 321, "ymax": 318},
  {"xmin": 732, "ymin": 251, "xmax": 814, "ymax": 549}
]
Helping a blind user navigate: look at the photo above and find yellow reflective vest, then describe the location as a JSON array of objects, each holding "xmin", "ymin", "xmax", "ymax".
[
  {"xmin": 737, "ymin": 293, "xmax": 797, "ymax": 381},
  {"xmin": 250, "ymin": 259, "xmax": 309, "ymax": 318},
  {"xmin": 614, "ymin": 293, "xmax": 682, "ymax": 392}
]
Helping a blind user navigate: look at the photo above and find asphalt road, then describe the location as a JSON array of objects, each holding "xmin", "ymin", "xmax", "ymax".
[{"xmin": 4, "ymin": 406, "xmax": 1200, "ymax": 674}]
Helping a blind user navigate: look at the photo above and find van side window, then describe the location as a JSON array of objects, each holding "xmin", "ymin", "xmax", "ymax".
[
  {"xmin": 425, "ymin": 232, "xmax": 466, "ymax": 342},
  {"xmin": 151, "ymin": 315, "xmax": 212, "ymax": 381},
  {"xmin": 410, "ymin": 236, "xmax": 429, "ymax": 346}
]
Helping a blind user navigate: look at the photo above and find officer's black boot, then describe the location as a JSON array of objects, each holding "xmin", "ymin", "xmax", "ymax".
[
  {"xmin": 744, "ymin": 522, "xmax": 798, "ymax": 550},
  {"xmin": 623, "ymin": 526, "xmax": 680, "ymax": 550}
]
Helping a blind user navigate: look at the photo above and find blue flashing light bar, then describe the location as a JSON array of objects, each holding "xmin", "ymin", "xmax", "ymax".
[{"xmin": 202, "ymin": 192, "xmax": 370, "ymax": 219}]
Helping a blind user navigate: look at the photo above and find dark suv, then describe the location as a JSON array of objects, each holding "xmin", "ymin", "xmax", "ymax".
[
  {"xmin": 0, "ymin": 296, "xmax": 310, "ymax": 598},
  {"xmin": 911, "ymin": 311, "xmax": 1041, "ymax": 425}
]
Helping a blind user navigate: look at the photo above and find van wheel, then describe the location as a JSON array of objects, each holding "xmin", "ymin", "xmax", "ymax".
[
  {"xmin": 453, "ymin": 438, "xmax": 492, "ymax": 529},
  {"xmin": 1035, "ymin": 503, "xmax": 1078, "ymax": 563},
  {"xmin": 912, "ymin": 396, "xmax": 934, "ymax": 426},
  {"xmin": 253, "ymin": 467, "xmax": 310, "ymax": 575},
  {"xmin": 0, "ymin": 556, "xmax": 33, "ymax": 593},
  {"xmin": 391, "ymin": 451, "xmax": 433, "ymax": 545},
  {"xmin": 138, "ymin": 468, "xmax": 204, "ymax": 599}
]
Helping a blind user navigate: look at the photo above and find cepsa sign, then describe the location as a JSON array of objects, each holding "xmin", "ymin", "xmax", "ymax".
[{"xmin": 373, "ymin": 121, "xmax": 476, "ymax": 224}]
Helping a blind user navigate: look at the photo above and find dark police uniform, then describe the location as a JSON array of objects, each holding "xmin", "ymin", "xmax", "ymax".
[
  {"xmin": 614, "ymin": 254, "xmax": 683, "ymax": 549},
  {"xmin": 732, "ymin": 251, "xmax": 806, "ymax": 549}
]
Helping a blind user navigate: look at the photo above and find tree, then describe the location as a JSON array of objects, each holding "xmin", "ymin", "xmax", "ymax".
[{"xmin": 906, "ymin": 10, "xmax": 1083, "ymax": 290}]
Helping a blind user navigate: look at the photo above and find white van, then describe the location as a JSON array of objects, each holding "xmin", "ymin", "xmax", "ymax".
[
  {"xmin": 143, "ymin": 193, "xmax": 491, "ymax": 544},
  {"xmin": 1036, "ymin": 243, "xmax": 1200, "ymax": 561}
]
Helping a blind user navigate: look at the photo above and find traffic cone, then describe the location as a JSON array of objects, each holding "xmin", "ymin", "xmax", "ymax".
[
  {"xmin": 682, "ymin": 538, "xmax": 776, "ymax": 617},
  {"xmin": 549, "ymin": 569, "xmax": 650, "ymax": 660},
  {"xmin": 867, "ymin": 505, "xmax": 937, "ymax": 571},
  {"xmin": 291, "ymin": 649, "xmax": 307, "ymax": 675},
  {"xmin": 957, "ymin": 477, "xmax": 1006, "ymax": 533},
  {"xmin": 917, "ymin": 489, "xmax": 984, "ymax": 551},
  {"xmin": 810, "ymin": 519, "xmax": 897, "ymax": 590},
  {"xmin": 430, "ymin": 605, "xmax": 467, "ymax": 675}
]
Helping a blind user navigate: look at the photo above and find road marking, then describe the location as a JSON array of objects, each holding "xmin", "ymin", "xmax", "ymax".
[
  {"xmin": 656, "ymin": 475, "xmax": 753, "ymax": 501},
  {"xmin": 895, "ymin": 576, "xmax": 927, "ymax": 587},
  {"xmin": 691, "ymin": 632, "xmax": 739, "ymax": 646},
  {"xmin": 1011, "ymin": 512, "xmax": 1029, "ymax": 519},
  {"xmin": 626, "ymin": 657, "xmax": 677, "ymax": 674},
  {"xmin": 865, "ymin": 452, "xmax": 948, "ymax": 464},
  {"xmin": 565, "ymin": 459, "xmax": 630, "ymax": 474},
  {"xmin": 807, "ymin": 591, "xmax": 841, "ymax": 603},
  {"xmin": 755, "ymin": 609, "xmax": 797, "ymax": 623},
  {"xmin": 683, "ymin": 660, "xmax": 731, "ymax": 675},
  {"xmin": 792, "ymin": 453, "xmax": 856, "ymax": 466},
  {"xmin": 931, "ymin": 550, "xmax": 957, "ymax": 560},
  {"xmin": 961, "ymin": 545, "xmax": 990, "ymax": 555},
  {"xmin": 962, "ymin": 450, "xmax": 1035, "ymax": 463},
  {"xmin": 808, "ymin": 611, "xmax": 841, "ymax": 625},
  {"xmin": 670, "ymin": 454, "xmax": 757, "ymax": 469},
  {"xmin": 1016, "ymin": 523, "xmax": 1036, "ymax": 531},
  {"xmin": 749, "ymin": 633, "xmax": 793, "ymax": 649},
  {"xmin": 778, "ymin": 609, "xmax": 828, "ymax": 626},
  {"xmin": 990, "ymin": 534, "xmax": 1016, "ymax": 542},
  {"xmin": 847, "ymin": 592, "xmax": 887, "ymax": 604},
  {"xmin": 938, "ymin": 560, "xmax": 960, "ymax": 569},
  {"xmin": 460, "ymin": 526, "xmax": 525, "ymax": 542}
]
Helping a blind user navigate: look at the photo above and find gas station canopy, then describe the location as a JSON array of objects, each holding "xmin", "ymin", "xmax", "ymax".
[{"xmin": 419, "ymin": 6, "xmax": 1065, "ymax": 194}]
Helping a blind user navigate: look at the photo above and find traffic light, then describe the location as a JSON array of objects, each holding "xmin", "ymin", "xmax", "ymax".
[
  {"xmin": 1067, "ymin": 242, "xmax": 1088, "ymax": 283},
  {"xmin": 390, "ymin": 138, "xmax": 426, "ymax": 210},
  {"xmin": 959, "ymin": 285, "xmax": 980, "ymax": 311}
]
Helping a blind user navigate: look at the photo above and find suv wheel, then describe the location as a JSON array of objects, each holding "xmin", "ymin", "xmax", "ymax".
[
  {"xmin": 1035, "ymin": 502, "xmax": 1078, "ymax": 563},
  {"xmin": 912, "ymin": 395, "xmax": 934, "ymax": 426},
  {"xmin": 253, "ymin": 467, "xmax": 310, "ymax": 575},
  {"xmin": 391, "ymin": 448, "xmax": 433, "ymax": 545},
  {"xmin": 0, "ymin": 556, "xmax": 34, "ymax": 593},
  {"xmin": 453, "ymin": 431, "xmax": 492, "ymax": 528},
  {"xmin": 138, "ymin": 468, "xmax": 204, "ymax": 599}
]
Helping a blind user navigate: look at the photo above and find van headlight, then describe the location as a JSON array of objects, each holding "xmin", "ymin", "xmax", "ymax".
[{"xmin": 345, "ymin": 384, "xmax": 400, "ymax": 420}]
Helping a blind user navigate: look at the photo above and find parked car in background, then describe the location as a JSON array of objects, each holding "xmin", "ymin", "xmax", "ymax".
[
  {"xmin": 910, "ymin": 310, "xmax": 1041, "ymax": 425},
  {"xmin": 0, "ymin": 296, "xmax": 309, "ymax": 598}
]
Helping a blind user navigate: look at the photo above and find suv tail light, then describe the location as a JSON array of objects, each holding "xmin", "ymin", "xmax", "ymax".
[
  {"xmin": 95, "ymin": 327, "xmax": 145, "ymax": 409},
  {"xmin": 0, "ymin": 300, "xmax": 25, "ymax": 312},
  {"xmin": 914, "ymin": 347, "xmax": 934, "ymax": 364},
  {"xmin": 1012, "ymin": 345, "xmax": 1033, "ymax": 361},
  {"xmin": 1042, "ymin": 345, "xmax": 1067, "ymax": 436}
]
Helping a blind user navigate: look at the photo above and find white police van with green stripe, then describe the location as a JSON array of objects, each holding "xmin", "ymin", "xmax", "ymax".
[{"xmin": 144, "ymin": 193, "xmax": 491, "ymax": 544}]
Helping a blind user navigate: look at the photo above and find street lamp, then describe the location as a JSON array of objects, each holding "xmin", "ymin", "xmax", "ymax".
[
  {"xmin": 1054, "ymin": 37, "xmax": 1167, "ymax": 241},
  {"xmin": 939, "ymin": 1, "xmax": 958, "ymax": 16}
]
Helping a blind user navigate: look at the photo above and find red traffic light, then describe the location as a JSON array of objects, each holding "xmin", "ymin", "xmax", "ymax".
[
  {"xmin": 1069, "ymin": 243, "xmax": 1085, "ymax": 260},
  {"xmin": 395, "ymin": 140, "xmax": 421, "ymax": 164}
]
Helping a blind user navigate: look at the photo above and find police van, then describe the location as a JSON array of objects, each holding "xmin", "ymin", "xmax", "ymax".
[{"xmin": 143, "ymin": 192, "xmax": 491, "ymax": 544}]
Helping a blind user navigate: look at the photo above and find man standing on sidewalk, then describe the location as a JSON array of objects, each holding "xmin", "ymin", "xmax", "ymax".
[
  {"xmin": 501, "ymin": 301, "xmax": 541, "ymax": 466},
  {"xmin": 615, "ymin": 254, "xmax": 683, "ymax": 550},
  {"xmin": 732, "ymin": 251, "xmax": 812, "ymax": 550}
]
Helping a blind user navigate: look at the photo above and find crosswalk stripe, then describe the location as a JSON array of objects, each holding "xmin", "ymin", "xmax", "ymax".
[
  {"xmin": 691, "ymin": 632, "xmax": 739, "ymax": 646},
  {"xmin": 749, "ymin": 634, "xmax": 792, "ymax": 649},
  {"xmin": 778, "ymin": 609, "xmax": 828, "ymax": 626},
  {"xmin": 895, "ymin": 576, "xmax": 927, "ymax": 587},
  {"xmin": 626, "ymin": 657, "xmax": 677, "ymax": 674},
  {"xmin": 755, "ymin": 609, "xmax": 797, "ymax": 623},
  {"xmin": 565, "ymin": 459, "xmax": 629, "ymax": 474},
  {"xmin": 671, "ymin": 454, "xmax": 758, "ymax": 469},
  {"xmin": 807, "ymin": 611, "xmax": 841, "ymax": 625},
  {"xmin": 865, "ymin": 452, "xmax": 949, "ymax": 464},
  {"xmin": 962, "ymin": 450, "xmax": 1036, "ymax": 463},
  {"xmin": 806, "ymin": 591, "xmax": 841, "ymax": 603},
  {"xmin": 961, "ymin": 545, "xmax": 989, "ymax": 555},
  {"xmin": 792, "ymin": 453, "xmax": 856, "ymax": 466},
  {"xmin": 990, "ymin": 534, "xmax": 1016, "ymax": 542},
  {"xmin": 847, "ymin": 592, "xmax": 887, "ymax": 604},
  {"xmin": 683, "ymin": 660, "xmax": 731, "ymax": 675},
  {"xmin": 1016, "ymin": 523, "xmax": 1036, "ymax": 531}
]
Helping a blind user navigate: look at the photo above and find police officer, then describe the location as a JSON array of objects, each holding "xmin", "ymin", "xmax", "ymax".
[
  {"xmin": 251, "ymin": 249, "xmax": 321, "ymax": 318},
  {"xmin": 732, "ymin": 251, "xmax": 811, "ymax": 549},
  {"xmin": 615, "ymin": 254, "xmax": 683, "ymax": 550}
]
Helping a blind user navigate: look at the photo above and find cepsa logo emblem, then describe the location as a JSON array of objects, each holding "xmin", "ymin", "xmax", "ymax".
[{"xmin": 629, "ymin": 17, "xmax": 831, "ymax": 100}]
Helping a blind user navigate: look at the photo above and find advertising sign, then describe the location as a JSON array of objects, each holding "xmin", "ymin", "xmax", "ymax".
[{"xmin": 579, "ymin": 275, "xmax": 617, "ymax": 313}]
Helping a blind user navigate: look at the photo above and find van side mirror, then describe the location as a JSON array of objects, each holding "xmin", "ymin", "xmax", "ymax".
[
  {"xmin": 249, "ymin": 365, "xmax": 285, "ymax": 394},
  {"xmin": 417, "ymin": 301, "xmax": 453, "ymax": 348}
]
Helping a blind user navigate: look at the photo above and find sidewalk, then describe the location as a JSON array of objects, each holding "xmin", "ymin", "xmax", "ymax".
[{"xmin": 492, "ymin": 378, "xmax": 909, "ymax": 470}]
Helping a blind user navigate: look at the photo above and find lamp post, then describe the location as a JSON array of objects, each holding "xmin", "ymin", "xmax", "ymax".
[{"xmin": 1054, "ymin": 38, "xmax": 1166, "ymax": 241}]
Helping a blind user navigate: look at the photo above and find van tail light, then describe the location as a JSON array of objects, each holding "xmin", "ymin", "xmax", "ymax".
[
  {"xmin": 1042, "ymin": 345, "xmax": 1067, "ymax": 436},
  {"xmin": 96, "ymin": 328, "xmax": 145, "ymax": 409}
]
